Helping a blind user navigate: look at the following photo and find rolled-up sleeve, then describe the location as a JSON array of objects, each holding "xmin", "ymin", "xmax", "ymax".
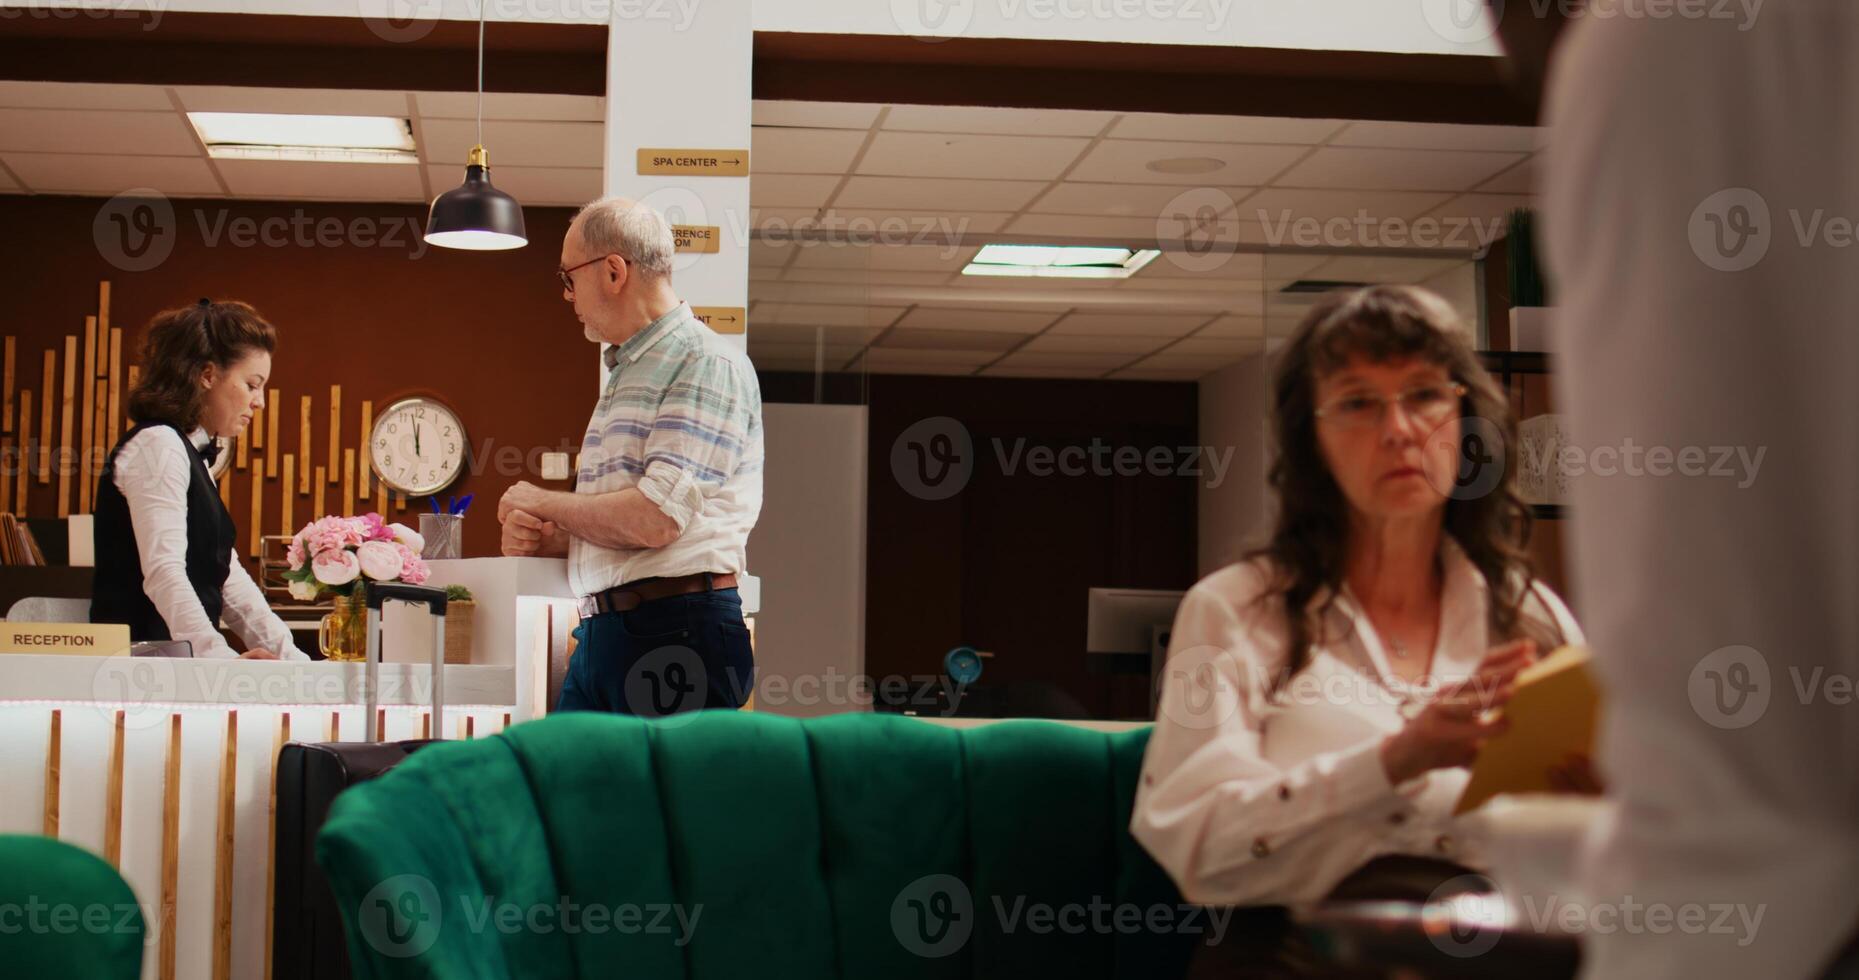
[
  {"xmin": 1131, "ymin": 577, "xmax": 1412, "ymax": 906},
  {"xmin": 634, "ymin": 353, "xmax": 756, "ymax": 532}
]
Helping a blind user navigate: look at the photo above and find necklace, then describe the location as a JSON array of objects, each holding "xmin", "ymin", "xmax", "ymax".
[{"xmin": 1388, "ymin": 639, "xmax": 1411, "ymax": 660}]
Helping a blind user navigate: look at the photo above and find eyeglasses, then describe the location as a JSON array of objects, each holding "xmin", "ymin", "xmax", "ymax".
[
  {"xmin": 1314, "ymin": 381, "xmax": 1468, "ymax": 430},
  {"xmin": 557, "ymin": 254, "xmax": 626, "ymax": 295}
]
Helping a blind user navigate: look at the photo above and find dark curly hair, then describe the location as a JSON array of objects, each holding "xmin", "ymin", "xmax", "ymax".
[
  {"xmin": 1249, "ymin": 284, "xmax": 1559, "ymax": 687},
  {"xmin": 126, "ymin": 300, "xmax": 276, "ymax": 431}
]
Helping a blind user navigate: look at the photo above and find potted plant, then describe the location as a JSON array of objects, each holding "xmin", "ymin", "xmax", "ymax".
[
  {"xmin": 1507, "ymin": 208, "xmax": 1554, "ymax": 351},
  {"xmin": 442, "ymin": 584, "xmax": 475, "ymax": 665},
  {"xmin": 282, "ymin": 513, "xmax": 431, "ymax": 662}
]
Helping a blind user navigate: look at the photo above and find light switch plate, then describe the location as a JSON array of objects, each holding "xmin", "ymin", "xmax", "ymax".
[{"xmin": 540, "ymin": 452, "xmax": 571, "ymax": 481}]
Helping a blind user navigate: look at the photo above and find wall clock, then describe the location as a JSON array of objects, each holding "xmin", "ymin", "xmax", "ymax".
[
  {"xmin": 207, "ymin": 436, "xmax": 232, "ymax": 481},
  {"xmin": 369, "ymin": 396, "xmax": 468, "ymax": 496}
]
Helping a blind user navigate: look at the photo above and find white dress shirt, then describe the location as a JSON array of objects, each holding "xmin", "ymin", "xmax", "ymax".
[
  {"xmin": 569, "ymin": 302, "xmax": 764, "ymax": 598},
  {"xmin": 111, "ymin": 425, "xmax": 307, "ymax": 660},
  {"xmin": 1543, "ymin": 4, "xmax": 1859, "ymax": 977},
  {"xmin": 1131, "ymin": 535, "xmax": 1583, "ymax": 906}
]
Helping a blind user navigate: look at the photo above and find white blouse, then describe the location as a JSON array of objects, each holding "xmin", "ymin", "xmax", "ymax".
[
  {"xmin": 1131, "ymin": 535, "xmax": 1583, "ymax": 906},
  {"xmin": 111, "ymin": 425, "xmax": 308, "ymax": 660}
]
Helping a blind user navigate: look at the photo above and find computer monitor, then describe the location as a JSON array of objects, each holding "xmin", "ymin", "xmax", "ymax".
[{"xmin": 1086, "ymin": 587, "xmax": 1185, "ymax": 717}]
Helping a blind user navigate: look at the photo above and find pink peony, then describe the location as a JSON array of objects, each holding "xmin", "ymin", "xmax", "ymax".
[
  {"xmin": 386, "ymin": 522, "xmax": 424, "ymax": 554},
  {"xmin": 358, "ymin": 512, "xmax": 395, "ymax": 542},
  {"xmin": 301, "ymin": 516, "xmax": 363, "ymax": 559},
  {"xmin": 312, "ymin": 549, "xmax": 361, "ymax": 587},
  {"xmin": 356, "ymin": 540, "xmax": 405, "ymax": 581},
  {"xmin": 286, "ymin": 534, "xmax": 307, "ymax": 571},
  {"xmin": 396, "ymin": 543, "xmax": 430, "ymax": 585}
]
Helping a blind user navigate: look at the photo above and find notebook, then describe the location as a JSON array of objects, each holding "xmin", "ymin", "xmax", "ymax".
[{"xmin": 1455, "ymin": 644, "xmax": 1600, "ymax": 814}]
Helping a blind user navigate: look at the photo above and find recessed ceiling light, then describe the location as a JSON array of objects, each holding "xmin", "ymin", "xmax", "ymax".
[
  {"xmin": 1146, "ymin": 156, "xmax": 1226, "ymax": 175},
  {"xmin": 963, "ymin": 243, "xmax": 1161, "ymax": 279},
  {"xmin": 188, "ymin": 112, "xmax": 418, "ymax": 164}
]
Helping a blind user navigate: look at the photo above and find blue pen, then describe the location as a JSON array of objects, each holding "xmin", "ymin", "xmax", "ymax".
[{"xmin": 454, "ymin": 494, "xmax": 474, "ymax": 517}]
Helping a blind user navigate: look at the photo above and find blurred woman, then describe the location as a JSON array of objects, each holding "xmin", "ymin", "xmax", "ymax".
[
  {"xmin": 90, "ymin": 299, "xmax": 307, "ymax": 660},
  {"xmin": 1132, "ymin": 285, "xmax": 1590, "ymax": 972}
]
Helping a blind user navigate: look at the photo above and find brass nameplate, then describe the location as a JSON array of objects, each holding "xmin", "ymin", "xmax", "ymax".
[
  {"xmin": 0, "ymin": 622, "xmax": 131, "ymax": 656},
  {"xmin": 691, "ymin": 307, "xmax": 747, "ymax": 335},
  {"xmin": 637, "ymin": 149, "xmax": 749, "ymax": 177},
  {"xmin": 672, "ymin": 225, "xmax": 722, "ymax": 253}
]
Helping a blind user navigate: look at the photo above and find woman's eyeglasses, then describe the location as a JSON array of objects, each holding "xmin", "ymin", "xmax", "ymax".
[
  {"xmin": 557, "ymin": 254, "xmax": 627, "ymax": 295},
  {"xmin": 1314, "ymin": 381, "xmax": 1468, "ymax": 430}
]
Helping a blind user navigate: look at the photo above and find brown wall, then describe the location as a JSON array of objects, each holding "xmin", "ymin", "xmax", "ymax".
[{"xmin": 0, "ymin": 193, "xmax": 596, "ymax": 570}]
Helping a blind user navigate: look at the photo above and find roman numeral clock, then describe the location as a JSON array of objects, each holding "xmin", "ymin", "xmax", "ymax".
[{"xmin": 369, "ymin": 396, "xmax": 468, "ymax": 496}]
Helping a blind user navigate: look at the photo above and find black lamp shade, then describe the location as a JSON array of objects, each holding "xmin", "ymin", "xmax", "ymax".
[{"xmin": 424, "ymin": 153, "xmax": 527, "ymax": 251}]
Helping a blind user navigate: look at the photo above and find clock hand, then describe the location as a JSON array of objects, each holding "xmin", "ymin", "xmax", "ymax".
[{"xmin": 414, "ymin": 421, "xmax": 421, "ymax": 457}]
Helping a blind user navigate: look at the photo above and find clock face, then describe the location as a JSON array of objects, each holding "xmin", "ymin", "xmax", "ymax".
[{"xmin": 369, "ymin": 397, "xmax": 467, "ymax": 496}]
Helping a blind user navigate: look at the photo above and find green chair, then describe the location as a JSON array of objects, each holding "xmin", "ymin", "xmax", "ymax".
[
  {"xmin": 0, "ymin": 834, "xmax": 146, "ymax": 979},
  {"xmin": 317, "ymin": 711, "xmax": 1205, "ymax": 979}
]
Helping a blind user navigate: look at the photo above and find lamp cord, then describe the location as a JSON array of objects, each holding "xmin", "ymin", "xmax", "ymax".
[{"xmin": 475, "ymin": 0, "xmax": 485, "ymax": 149}]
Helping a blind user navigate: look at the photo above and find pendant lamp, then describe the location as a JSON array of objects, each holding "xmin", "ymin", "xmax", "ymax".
[{"xmin": 424, "ymin": 0, "xmax": 527, "ymax": 250}]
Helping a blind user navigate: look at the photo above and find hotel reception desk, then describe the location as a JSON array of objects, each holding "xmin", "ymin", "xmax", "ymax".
[{"xmin": 0, "ymin": 557, "xmax": 584, "ymax": 980}]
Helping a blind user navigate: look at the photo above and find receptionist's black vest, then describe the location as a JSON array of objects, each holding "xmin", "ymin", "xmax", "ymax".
[{"xmin": 90, "ymin": 422, "xmax": 236, "ymax": 641}]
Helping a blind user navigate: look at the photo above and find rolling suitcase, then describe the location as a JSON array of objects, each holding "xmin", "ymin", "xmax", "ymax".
[{"xmin": 272, "ymin": 582, "xmax": 451, "ymax": 980}]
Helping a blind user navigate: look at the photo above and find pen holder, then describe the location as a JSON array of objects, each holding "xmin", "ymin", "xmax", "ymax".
[{"xmin": 420, "ymin": 513, "xmax": 463, "ymax": 560}]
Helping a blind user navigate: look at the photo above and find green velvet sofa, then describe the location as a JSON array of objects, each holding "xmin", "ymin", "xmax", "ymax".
[
  {"xmin": 316, "ymin": 711, "xmax": 1208, "ymax": 979},
  {"xmin": 0, "ymin": 834, "xmax": 146, "ymax": 979}
]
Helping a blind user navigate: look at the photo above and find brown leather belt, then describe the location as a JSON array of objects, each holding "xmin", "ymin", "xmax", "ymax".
[{"xmin": 577, "ymin": 571, "xmax": 738, "ymax": 619}]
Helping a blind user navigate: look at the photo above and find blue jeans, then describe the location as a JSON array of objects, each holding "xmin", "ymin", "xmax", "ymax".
[{"xmin": 556, "ymin": 587, "xmax": 755, "ymax": 715}]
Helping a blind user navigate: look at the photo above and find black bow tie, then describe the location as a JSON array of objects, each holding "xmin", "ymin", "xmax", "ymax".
[{"xmin": 198, "ymin": 439, "xmax": 221, "ymax": 466}]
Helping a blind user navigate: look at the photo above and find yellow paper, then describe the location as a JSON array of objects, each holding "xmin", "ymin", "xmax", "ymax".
[
  {"xmin": 0, "ymin": 621, "xmax": 131, "ymax": 656},
  {"xmin": 1455, "ymin": 644, "xmax": 1600, "ymax": 814}
]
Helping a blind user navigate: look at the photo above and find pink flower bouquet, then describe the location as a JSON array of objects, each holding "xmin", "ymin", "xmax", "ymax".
[{"xmin": 283, "ymin": 513, "xmax": 429, "ymax": 601}]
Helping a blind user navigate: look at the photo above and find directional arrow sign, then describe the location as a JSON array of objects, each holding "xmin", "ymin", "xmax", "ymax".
[
  {"xmin": 691, "ymin": 306, "xmax": 747, "ymax": 335},
  {"xmin": 638, "ymin": 149, "xmax": 749, "ymax": 177}
]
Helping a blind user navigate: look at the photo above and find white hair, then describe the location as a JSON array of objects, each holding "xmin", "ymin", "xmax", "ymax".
[{"xmin": 575, "ymin": 196, "xmax": 675, "ymax": 280}]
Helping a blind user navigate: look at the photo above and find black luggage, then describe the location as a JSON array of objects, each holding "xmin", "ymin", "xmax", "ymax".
[{"xmin": 271, "ymin": 582, "xmax": 451, "ymax": 980}]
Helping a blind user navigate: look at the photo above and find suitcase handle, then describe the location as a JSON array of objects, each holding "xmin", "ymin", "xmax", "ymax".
[{"xmin": 363, "ymin": 581, "xmax": 448, "ymax": 615}]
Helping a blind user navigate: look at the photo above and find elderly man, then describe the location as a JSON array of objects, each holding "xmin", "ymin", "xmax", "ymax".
[{"xmin": 498, "ymin": 196, "xmax": 763, "ymax": 715}]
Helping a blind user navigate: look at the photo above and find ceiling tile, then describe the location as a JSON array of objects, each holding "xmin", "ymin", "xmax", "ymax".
[
  {"xmin": 1130, "ymin": 351, "xmax": 1243, "ymax": 372},
  {"xmin": 751, "ymin": 173, "xmax": 843, "ymax": 209},
  {"xmin": 0, "ymin": 108, "xmax": 201, "ymax": 156},
  {"xmin": 751, "ymin": 126, "xmax": 867, "ymax": 174},
  {"xmin": 1264, "ymin": 253, "xmax": 1333, "ymax": 279},
  {"xmin": 787, "ymin": 243, "xmax": 975, "ymax": 272},
  {"xmin": 1108, "ymin": 113, "xmax": 1345, "ymax": 145},
  {"xmin": 1473, "ymin": 157, "xmax": 1537, "ymax": 195},
  {"xmin": 420, "ymin": 119, "xmax": 602, "ymax": 167},
  {"xmin": 882, "ymin": 104, "xmax": 1115, "ymax": 137},
  {"xmin": 750, "ymin": 239, "xmax": 795, "ymax": 267},
  {"xmin": 746, "ymin": 338, "xmax": 867, "ymax": 360},
  {"xmin": 3, "ymin": 152, "xmax": 222, "ymax": 196},
  {"xmin": 1109, "ymin": 367, "xmax": 1207, "ymax": 381},
  {"xmin": 751, "ymin": 324, "xmax": 882, "ymax": 348},
  {"xmin": 1166, "ymin": 336, "xmax": 1265, "ymax": 356},
  {"xmin": 894, "ymin": 307, "xmax": 1061, "ymax": 333},
  {"xmin": 753, "ymin": 100, "xmax": 883, "ymax": 130},
  {"xmin": 1128, "ymin": 250, "xmax": 1266, "ymax": 279},
  {"xmin": 0, "ymin": 165, "xmax": 15, "ymax": 190},
  {"xmin": 859, "ymin": 348, "xmax": 993, "ymax": 366},
  {"xmin": 860, "ymin": 361, "xmax": 983, "ymax": 376},
  {"xmin": 415, "ymin": 91, "xmax": 603, "ymax": 121},
  {"xmin": 1029, "ymin": 180, "xmax": 1250, "ymax": 218},
  {"xmin": 1274, "ymin": 147, "xmax": 1525, "ymax": 192},
  {"xmin": 0, "ymin": 81, "xmax": 173, "ymax": 111},
  {"xmin": 1000, "ymin": 213, "xmax": 1177, "ymax": 243},
  {"xmin": 177, "ymin": 86, "xmax": 410, "ymax": 116},
  {"xmin": 858, "ymin": 131, "xmax": 1089, "ymax": 180},
  {"xmin": 1019, "ymin": 334, "xmax": 1166, "ymax": 354},
  {"xmin": 1425, "ymin": 192, "xmax": 1533, "ymax": 231},
  {"xmin": 990, "ymin": 350, "xmax": 1133, "ymax": 371},
  {"xmin": 1330, "ymin": 121, "xmax": 1543, "ymax": 153},
  {"xmin": 222, "ymin": 160, "xmax": 423, "ymax": 201},
  {"xmin": 1069, "ymin": 139, "xmax": 1307, "ymax": 186},
  {"xmin": 1237, "ymin": 187, "xmax": 1455, "ymax": 225},
  {"xmin": 977, "ymin": 365, "xmax": 1106, "ymax": 378},
  {"xmin": 835, "ymin": 175, "xmax": 1046, "ymax": 212},
  {"xmin": 878, "ymin": 328, "xmax": 1023, "ymax": 352},
  {"xmin": 1197, "ymin": 315, "xmax": 1266, "ymax": 338},
  {"xmin": 776, "ymin": 269, "xmax": 958, "ymax": 287},
  {"xmin": 1304, "ymin": 254, "xmax": 1467, "ymax": 284},
  {"xmin": 1051, "ymin": 312, "xmax": 1210, "ymax": 337},
  {"xmin": 752, "ymin": 302, "xmax": 906, "ymax": 327},
  {"xmin": 807, "ymin": 207, "xmax": 1010, "ymax": 236}
]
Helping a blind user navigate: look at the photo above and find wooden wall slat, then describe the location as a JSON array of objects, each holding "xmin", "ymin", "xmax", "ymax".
[
  {"xmin": 314, "ymin": 466, "xmax": 326, "ymax": 516},
  {"xmin": 42, "ymin": 708, "xmax": 60, "ymax": 836},
  {"xmin": 327, "ymin": 385, "xmax": 341, "ymax": 484},
  {"xmin": 281, "ymin": 454, "xmax": 295, "ymax": 536},
  {"xmin": 15, "ymin": 392, "xmax": 30, "ymax": 513},
  {"xmin": 58, "ymin": 336, "xmax": 75, "ymax": 516},
  {"xmin": 358, "ymin": 400, "xmax": 372, "ymax": 499},
  {"xmin": 4, "ymin": 335, "xmax": 14, "ymax": 434},
  {"xmin": 39, "ymin": 349, "xmax": 53, "ymax": 484},
  {"xmin": 105, "ymin": 709, "xmax": 125, "ymax": 865},
  {"xmin": 250, "ymin": 459, "xmax": 265, "ymax": 557},
  {"xmin": 108, "ymin": 326, "xmax": 124, "ymax": 448},
  {"xmin": 212, "ymin": 711, "xmax": 237, "ymax": 980},
  {"xmin": 160, "ymin": 713, "xmax": 180, "ymax": 980},
  {"xmin": 78, "ymin": 316, "xmax": 96, "ymax": 514},
  {"xmin": 92, "ymin": 379, "xmax": 106, "ymax": 507},
  {"xmin": 341, "ymin": 449, "xmax": 354, "ymax": 516},
  {"xmin": 1, "ymin": 435, "xmax": 12, "ymax": 513},
  {"xmin": 236, "ymin": 422, "xmax": 248, "ymax": 470},
  {"xmin": 298, "ymin": 395, "xmax": 312, "ymax": 494},
  {"xmin": 251, "ymin": 400, "xmax": 264, "ymax": 451},
  {"xmin": 267, "ymin": 388, "xmax": 280, "ymax": 472}
]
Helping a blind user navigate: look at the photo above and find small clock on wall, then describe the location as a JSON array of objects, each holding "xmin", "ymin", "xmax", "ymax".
[{"xmin": 369, "ymin": 396, "xmax": 469, "ymax": 496}]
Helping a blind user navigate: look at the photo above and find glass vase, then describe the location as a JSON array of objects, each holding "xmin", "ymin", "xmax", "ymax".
[{"xmin": 318, "ymin": 590, "xmax": 367, "ymax": 662}]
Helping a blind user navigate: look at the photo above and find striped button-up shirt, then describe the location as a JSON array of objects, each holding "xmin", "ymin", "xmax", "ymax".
[{"xmin": 568, "ymin": 302, "xmax": 763, "ymax": 598}]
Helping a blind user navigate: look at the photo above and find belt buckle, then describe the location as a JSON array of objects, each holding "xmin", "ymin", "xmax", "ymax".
[{"xmin": 577, "ymin": 595, "xmax": 599, "ymax": 620}]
